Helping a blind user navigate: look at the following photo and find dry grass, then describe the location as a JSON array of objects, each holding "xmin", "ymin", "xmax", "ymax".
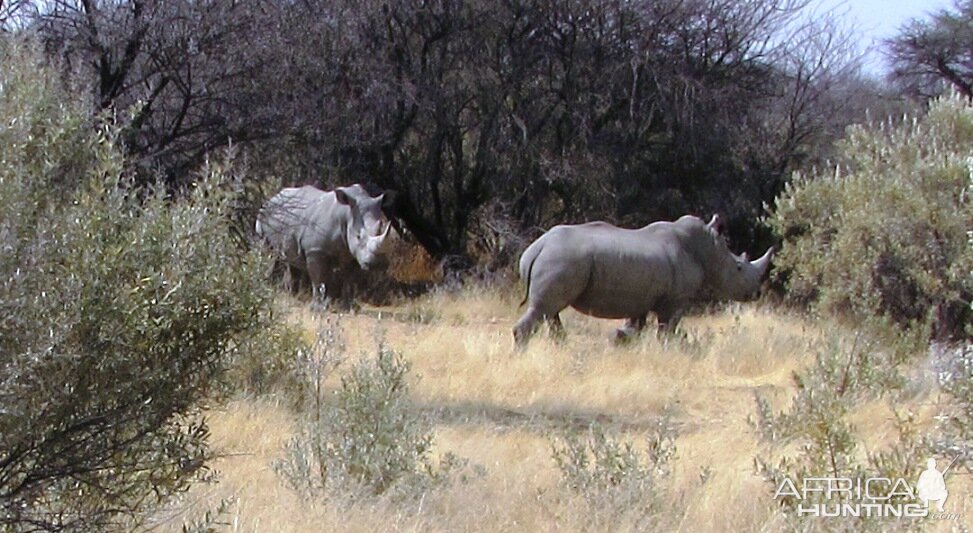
[{"xmin": 153, "ymin": 287, "xmax": 971, "ymax": 532}]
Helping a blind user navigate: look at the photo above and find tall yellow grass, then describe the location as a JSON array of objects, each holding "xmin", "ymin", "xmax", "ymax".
[{"xmin": 152, "ymin": 287, "xmax": 970, "ymax": 532}]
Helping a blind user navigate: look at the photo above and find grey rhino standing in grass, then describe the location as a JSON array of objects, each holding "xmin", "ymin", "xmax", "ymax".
[
  {"xmin": 256, "ymin": 184, "xmax": 393, "ymax": 308},
  {"xmin": 513, "ymin": 214, "xmax": 772, "ymax": 346}
]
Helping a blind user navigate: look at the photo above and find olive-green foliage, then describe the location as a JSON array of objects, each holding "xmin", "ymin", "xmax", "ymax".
[
  {"xmin": 330, "ymin": 345, "xmax": 436, "ymax": 493},
  {"xmin": 764, "ymin": 96, "xmax": 973, "ymax": 528},
  {"xmin": 550, "ymin": 410, "xmax": 678, "ymax": 529},
  {"xmin": 0, "ymin": 39, "xmax": 273, "ymax": 530},
  {"xmin": 230, "ymin": 320, "xmax": 311, "ymax": 403},
  {"xmin": 751, "ymin": 333, "xmax": 904, "ymax": 444},
  {"xmin": 277, "ymin": 331, "xmax": 461, "ymax": 498},
  {"xmin": 754, "ymin": 335, "xmax": 927, "ymax": 531},
  {"xmin": 770, "ymin": 93, "xmax": 973, "ymax": 344}
]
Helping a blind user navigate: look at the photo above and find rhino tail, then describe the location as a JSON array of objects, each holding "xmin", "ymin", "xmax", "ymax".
[
  {"xmin": 518, "ymin": 245, "xmax": 541, "ymax": 308},
  {"xmin": 518, "ymin": 257, "xmax": 533, "ymax": 308}
]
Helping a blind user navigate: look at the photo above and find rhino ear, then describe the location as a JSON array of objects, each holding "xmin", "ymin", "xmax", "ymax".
[
  {"xmin": 335, "ymin": 188, "xmax": 355, "ymax": 206},
  {"xmin": 706, "ymin": 214, "xmax": 724, "ymax": 235}
]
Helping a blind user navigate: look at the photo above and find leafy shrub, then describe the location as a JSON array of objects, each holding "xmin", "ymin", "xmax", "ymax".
[
  {"xmin": 329, "ymin": 346, "xmax": 434, "ymax": 493},
  {"xmin": 276, "ymin": 328, "xmax": 462, "ymax": 498},
  {"xmin": 0, "ymin": 39, "xmax": 274, "ymax": 530},
  {"xmin": 754, "ymin": 333, "xmax": 928, "ymax": 531},
  {"xmin": 922, "ymin": 178, "xmax": 973, "ymax": 480},
  {"xmin": 230, "ymin": 319, "xmax": 311, "ymax": 402},
  {"xmin": 770, "ymin": 93, "xmax": 973, "ymax": 343},
  {"xmin": 751, "ymin": 333, "xmax": 905, "ymax": 444},
  {"xmin": 550, "ymin": 410, "xmax": 678, "ymax": 528},
  {"xmin": 179, "ymin": 497, "xmax": 237, "ymax": 533}
]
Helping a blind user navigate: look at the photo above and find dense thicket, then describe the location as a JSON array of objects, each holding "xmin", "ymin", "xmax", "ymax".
[
  {"xmin": 7, "ymin": 0, "xmax": 872, "ymax": 265},
  {"xmin": 770, "ymin": 94, "xmax": 973, "ymax": 343},
  {"xmin": 0, "ymin": 40, "xmax": 274, "ymax": 530}
]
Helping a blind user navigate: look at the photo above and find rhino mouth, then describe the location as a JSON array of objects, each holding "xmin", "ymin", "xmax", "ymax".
[
  {"xmin": 360, "ymin": 256, "xmax": 390, "ymax": 270},
  {"xmin": 740, "ymin": 287, "xmax": 762, "ymax": 302}
]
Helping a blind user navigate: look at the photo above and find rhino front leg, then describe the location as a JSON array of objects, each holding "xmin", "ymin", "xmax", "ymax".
[
  {"xmin": 306, "ymin": 253, "xmax": 330, "ymax": 311},
  {"xmin": 655, "ymin": 305, "xmax": 685, "ymax": 335},
  {"xmin": 547, "ymin": 314, "xmax": 565, "ymax": 342},
  {"xmin": 614, "ymin": 315, "xmax": 647, "ymax": 344},
  {"xmin": 332, "ymin": 268, "xmax": 362, "ymax": 312}
]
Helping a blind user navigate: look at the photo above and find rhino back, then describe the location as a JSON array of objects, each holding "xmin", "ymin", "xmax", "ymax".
[
  {"xmin": 523, "ymin": 222, "xmax": 700, "ymax": 318},
  {"xmin": 574, "ymin": 224, "xmax": 705, "ymax": 317}
]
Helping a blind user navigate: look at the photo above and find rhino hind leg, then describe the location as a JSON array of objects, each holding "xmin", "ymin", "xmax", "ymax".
[
  {"xmin": 515, "ymin": 263, "xmax": 589, "ymax": 346},
  {"xmin": 514, "ymin": 309, "xmax": 568, "ymax": 347},
  {"xmin": 513, "ymin": 307, "xmax": 543, "ymax": 347},
  {"xmin": 614, "ymin": 315, "xmax": 647, "ymax": 344}
]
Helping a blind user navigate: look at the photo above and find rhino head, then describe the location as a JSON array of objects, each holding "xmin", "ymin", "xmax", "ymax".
[
  {"xmin": 335, "ymin": 186, "xmax": 395, "ymax": 270},
  {"xmin": 706, "ymin": 214, "xmax": 773, "ymax": 301}
]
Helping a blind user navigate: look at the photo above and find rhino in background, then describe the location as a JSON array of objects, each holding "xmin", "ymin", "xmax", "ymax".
[
  {"xmin": 513, "ymin": 214, "xmax": 773, "ymax": 345},
  {"xmin": 256, "ymin": 184, "xmax": 394, "ymax": 308}
]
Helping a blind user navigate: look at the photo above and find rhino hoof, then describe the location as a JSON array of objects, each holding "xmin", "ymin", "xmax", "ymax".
[
  {"xmin": 513, "ymin": 328, "xmax": 531, "ymax": 349},
  {"xmin": 513, "ymin": 333, "xmax": 526, "ymax": 348},
  {"xmin": 613, "ymin": 328, "xmax": 636, "ymax": 345},
  {"xmin": 309, "ymin": 296, "xmax": 335, "ymax": 314}
]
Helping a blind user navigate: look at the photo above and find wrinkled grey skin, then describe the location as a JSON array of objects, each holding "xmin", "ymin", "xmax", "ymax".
[
  {"xmin": 256, "ymin": 184, "xmax": 392, "ymax": 307},
  {"xmin": 513, "ymin": 214, "xmax": 773, "ymax": 345}
]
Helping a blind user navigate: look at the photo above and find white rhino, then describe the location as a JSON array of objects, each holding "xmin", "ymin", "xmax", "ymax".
[
  {"xmin": 513, "ymin": 214, "xmax": 772, "ymax": 345},
  {"xmin": 256, "ymin": 184, "xmax": 393, "ymax": 307}
]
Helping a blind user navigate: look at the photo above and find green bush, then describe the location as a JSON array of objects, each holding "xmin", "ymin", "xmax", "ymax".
[
  {"xmin": 276, "ymin": 329, "xmax": 463, "ymax": 498},
  {"xmin": 751, "ymin": 333, "xmax": 905, "ymax": 445},
  {"xmin": 550, "ymin": 410, "xmax": 678, "ymax": 529},
  {"xmin": 328, "ymin": 346, "xmax": 432, "ymax": 493},
  {"xmin": 230, "ymin": 319, "xmax": 311, "ymax": 402},
  {"xmin": 0, "ymin": 39, "xmax": 274, "ymax": 530},
  {"xmin": 754, "ymin": 337, "xmax": 928, "ymax": 532},
  {"xmin": 770, "ymin": 93, "xmax": 973, "ymax": 344}
]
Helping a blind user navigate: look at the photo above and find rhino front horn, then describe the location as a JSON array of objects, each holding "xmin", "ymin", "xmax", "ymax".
[{"xmin": 751, "ymin": 247, "xmax": 774, "ymax": 276}]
